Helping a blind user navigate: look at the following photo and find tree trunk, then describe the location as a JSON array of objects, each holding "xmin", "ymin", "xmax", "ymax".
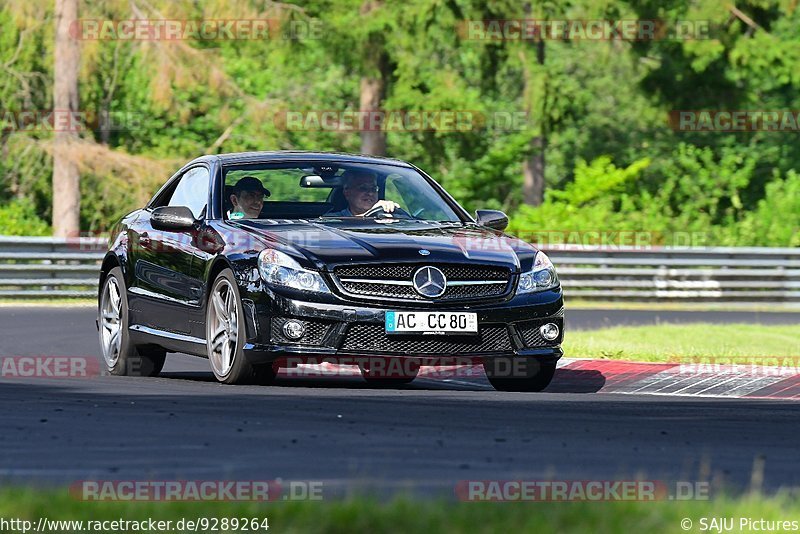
[
  {"xmin": 522, "ymin": 38, "xmax": 546, "ymax": 207},
  {"xmin": 359, "ymin": 75, "xmax": 386, "ymax": 156},
  {"xmin": 522, "ymin": 136, "xmax": 545, "ymax": 206},
  {"xmin": 53, "ymin": 0, "xmax": 81, "ymax": 237},
  {"xmin": 359, "ymin": 34, "xmax": 389, "ymax": 156}
]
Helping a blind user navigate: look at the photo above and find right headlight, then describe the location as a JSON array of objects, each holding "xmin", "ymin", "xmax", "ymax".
[
  {"xmin": 517, "ymin": 251, "xmax": 559, "ymax": 294},
  {"xmin": 258, "ymin": 249, "xmax": 331, "ymax": 294}
]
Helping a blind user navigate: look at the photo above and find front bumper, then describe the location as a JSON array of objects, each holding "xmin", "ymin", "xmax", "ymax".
[{"xmin": 238, "ymin": 286, "xmax": 564, "ymax": 366}]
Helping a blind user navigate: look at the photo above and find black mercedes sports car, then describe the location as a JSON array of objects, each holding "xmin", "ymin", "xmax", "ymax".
[{"xmin": 97, "ymin": 151, "xmax": 564, "ymax": 391}]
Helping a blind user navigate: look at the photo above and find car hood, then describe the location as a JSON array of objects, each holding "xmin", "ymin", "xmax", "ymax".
[{"xmin": 228, "ymin": 219, "xmax": 539, "ymax": 272}]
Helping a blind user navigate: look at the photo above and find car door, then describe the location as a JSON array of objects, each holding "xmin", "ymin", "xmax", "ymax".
[{"xmin": 127, "ymin": 166, "xmax": 210, "ymax": 334}]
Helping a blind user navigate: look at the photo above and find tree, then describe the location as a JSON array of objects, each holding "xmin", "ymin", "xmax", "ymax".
[
  {"xmin": 521, "ymin": 32, "xmax": 547, "ymax": 206},
  {"xmin": 52, "ymin": 0, "xmax": 80, "ymax": 237},
  {"xmin": 358, "ymin": 1, "xmax": 389, "ymax": 156}
]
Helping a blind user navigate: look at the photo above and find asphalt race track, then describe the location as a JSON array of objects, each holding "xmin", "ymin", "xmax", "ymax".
[{"xmin": 1, "ymin": 306, "xmax": 798, "ymax": 497}]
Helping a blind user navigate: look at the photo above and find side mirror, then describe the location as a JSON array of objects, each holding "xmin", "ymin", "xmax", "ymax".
[
  {"xmin": 475, "ymin": 209, "xmax": 509, "ymax": 231},
  {"xmin": 151, "ymin": 206, "xmax": 196, "ymax": 231}
]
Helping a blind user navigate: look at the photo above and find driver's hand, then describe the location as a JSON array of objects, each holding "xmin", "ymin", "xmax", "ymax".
[{"xmin": 372, "ymin": 200, "xmax": 400, "ymax": 213}]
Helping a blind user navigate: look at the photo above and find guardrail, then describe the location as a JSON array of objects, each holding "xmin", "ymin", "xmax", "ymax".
[
  {"xmin": 0, "ymin": 236, "xmax": 105, "ymax": 298},
  {"xmin": 0, "ymin": 236, "xmax": 798, "ymax": 303},
  {"xmin": 546, "ymin": 245, "xmax": 800, "ymax": 303}
]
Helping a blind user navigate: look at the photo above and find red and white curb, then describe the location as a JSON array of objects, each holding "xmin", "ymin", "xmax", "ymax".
[
  {"xmin": 550, "ymin": 358, "xmax": 800, "ymax": 399},
  {"xmin": 281, "ymin": 359, "xmax": 800, "ymax": 399}
]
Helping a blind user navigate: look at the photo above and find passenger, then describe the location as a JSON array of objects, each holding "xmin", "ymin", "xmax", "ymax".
[{"xmin": 229, "ymin": 176, "xmax": 270, "ymax": 219}]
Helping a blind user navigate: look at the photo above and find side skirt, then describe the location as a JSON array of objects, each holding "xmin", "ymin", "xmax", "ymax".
[{"xmin": 129, "ymin": 324, "xmax": 207, "ymax": 357}]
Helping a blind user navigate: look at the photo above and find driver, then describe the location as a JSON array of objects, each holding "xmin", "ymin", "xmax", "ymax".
[
  {"xmin": 228, "ymin": 176, "xmax": 270, "ymax": 219},
  {"xmin": 327, "ymin": 169, "xmax": 400, "ymax": 217}
]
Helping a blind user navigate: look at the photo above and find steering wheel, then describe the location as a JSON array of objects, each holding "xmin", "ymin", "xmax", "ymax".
[{"xmin": 362, "ymin": 205, "xmax": 413, "ymax": 219}]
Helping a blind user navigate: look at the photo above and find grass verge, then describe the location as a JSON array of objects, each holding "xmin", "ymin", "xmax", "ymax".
[
  {"xmin": 0, "ymin": 299, "xmax": 95, "ymax": 307},
  {"xmin": 564, "ymin": 324, "xmax": 800, "ymax": 362},
  {"xmin": 566, "ymin": 300, "xmax": 800, "ymax": 312},
  {"xmin": 1, "ymin": 489, "xmax": 799, "ymax": 533}
]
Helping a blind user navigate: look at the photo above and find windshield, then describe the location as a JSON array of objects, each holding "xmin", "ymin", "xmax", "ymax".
[{"xmin": 221, "ymin": 161, "xmax": 463, "ymax": 222}]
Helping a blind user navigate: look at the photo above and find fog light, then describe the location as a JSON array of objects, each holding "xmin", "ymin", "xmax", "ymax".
[
  {"xmin": 282, "ymin": 320, "xmax": 305, "ymax": 340},
  {"xmin": 540, "ymin": 323, "xmax": 559, "ymax": 341}
]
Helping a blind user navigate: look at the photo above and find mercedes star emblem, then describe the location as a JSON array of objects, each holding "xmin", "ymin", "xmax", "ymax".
[{"xmin": 412, "ymin": 266, "xmax": 447, "ymax": 298}]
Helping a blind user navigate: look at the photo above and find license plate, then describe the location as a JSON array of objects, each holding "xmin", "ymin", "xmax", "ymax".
[{"xmin": 385, "ymin": 311, "xmax": 478, "ymax": 334}]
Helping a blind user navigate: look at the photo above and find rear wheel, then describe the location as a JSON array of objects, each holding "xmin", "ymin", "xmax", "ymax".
[
  {"xmin": 484, "ymin": 357, "xmax": 556, "ymax": 392},
  {"xmin": 99, "ymin": 267, "xmax": 166, "ymax": 377},
  {"xmin": 206, "ymin": 269, "xmax": 275, "ymax": 385}
]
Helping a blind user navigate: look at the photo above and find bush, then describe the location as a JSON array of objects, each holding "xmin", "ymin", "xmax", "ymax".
[
  {"xmin": 507, "ymin": 156, "xmax": 654, "ymax": 246},
  {"xmin": 0, "ymin": 198, "xmax": 51, "ymax": 236},
  {"xmin": 507, "ymin": 145, "xmax": 799, "ymax": 248},
  {"xmin": 734, "ymin": 170, "xmax": 800, "ymax": 247}
]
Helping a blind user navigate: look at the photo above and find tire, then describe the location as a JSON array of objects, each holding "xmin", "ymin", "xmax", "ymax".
[
  {"xmin": 483, "ymin": 357, "xmax": 556, "ymax": 392},
  {"xmin": 98, "ymin": 267, "xmax": 166, "ymax": 377},
  {"xmin": 206, "ymin": 269, "xmax": 273, "ymax": 385},
  {"xmin": 359, "ymin": 358, "xmax": 419, "ymax": 386}
]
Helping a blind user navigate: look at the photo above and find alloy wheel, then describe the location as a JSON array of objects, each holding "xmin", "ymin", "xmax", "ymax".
[
  {"xmin": 99, "ymin": 276, "xmax": 123, "ymax": 368},
  {"xmin": 207, "ymin": 278, "xmax": 239, "ymax": 378}
]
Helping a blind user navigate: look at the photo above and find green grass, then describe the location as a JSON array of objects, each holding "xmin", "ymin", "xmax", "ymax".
[
  {"xmin": 1, "ymin": 488, "xmax": 799, "ymax": 533},
  {"xmin": 0, "ymin": 299, "xmax": 95, "ymax": 306},
  {"xmin": 567, "ymin": 300, "xmax": 800, "ymax": 312},
  {"xmin": 565, "ymin": 324, "xmax": 800, "ymax": 362}
]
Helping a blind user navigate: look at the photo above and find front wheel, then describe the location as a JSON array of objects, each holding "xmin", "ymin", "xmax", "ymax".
[
  {"xmin": 99, "ymin": 267, "xmax": 165, "ymax": 377},
  {"xmin": 483, "ymin": 358, "xmax": 556, "ymax": 392},
  {"xmin": 206, "ymin": 269, "xmax": 274, "ymax": 385}
]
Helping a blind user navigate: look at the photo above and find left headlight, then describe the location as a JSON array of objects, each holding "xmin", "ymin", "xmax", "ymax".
[
  {"xmin": 517, "ymin": 251, "xmax": 559, "ymax": 294},
  {"xmin": 258, "ymin": 249, "xmax": 331, "ymax": 294}
]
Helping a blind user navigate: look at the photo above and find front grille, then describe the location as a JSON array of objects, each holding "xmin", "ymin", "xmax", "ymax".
[
  {"xmin": 515, "ymin": 319, "xmax": 563, "ymax": 348},
  {"xmin": 336, "ymin": 265, "xmax": 416, "ymax": 279},
  {"xmin": 270, "ymin": 317, "xmax": 332, "ymax": 346},
  {"xmin": 445, "ymin": 284, "xmax": 506, "ymax": 299},
  {"xmin": 335, "ymin": 264, "xmax": 508, "ymax": 281},
  {"xmin": 340, "ymin": 281, "xmax": 417, "ymax": 299},
  {"xmin": 333, "ymin": 263, "xmax": 512, "ymax": 302},
  {"xmin": 340, "ymin": 324, "xmax": 512, "ymax": 355}
]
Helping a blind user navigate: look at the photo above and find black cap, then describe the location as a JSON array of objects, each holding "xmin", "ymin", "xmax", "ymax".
[{"xmin": 231, "ymin": 176, "xmax": 270, "ymax": 197}]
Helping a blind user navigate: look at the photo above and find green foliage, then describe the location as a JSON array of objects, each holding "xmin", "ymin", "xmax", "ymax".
[
  {"xmin": 735, "ymin": 170, "xmax": 800, "ymax": 247},
  {"xmin": 508, "ymin": 145, "xmax": 796, "ymax": 247},
  {"xmin": 548, "ymin": 156, "xmax": 651, "ymax": 206},
  {"xmin": 508, "ymin": 156, "xmax": 653, "ymax": 242},
  {"xmin": 0, "ymin": 0, "xmax": 799, "ymax": 245},
  {"xmin": 0, "ymin": 198, "xmax": 51, "ymax": 236},
  {"xmin": 2, "ymin": 487, "xmax": 800, "ymax": 534}
]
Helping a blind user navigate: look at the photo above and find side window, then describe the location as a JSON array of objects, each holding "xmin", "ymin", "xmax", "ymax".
[{"xmin": 168, "ymin": 167, "xmax": 210, "ymax": 219}]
